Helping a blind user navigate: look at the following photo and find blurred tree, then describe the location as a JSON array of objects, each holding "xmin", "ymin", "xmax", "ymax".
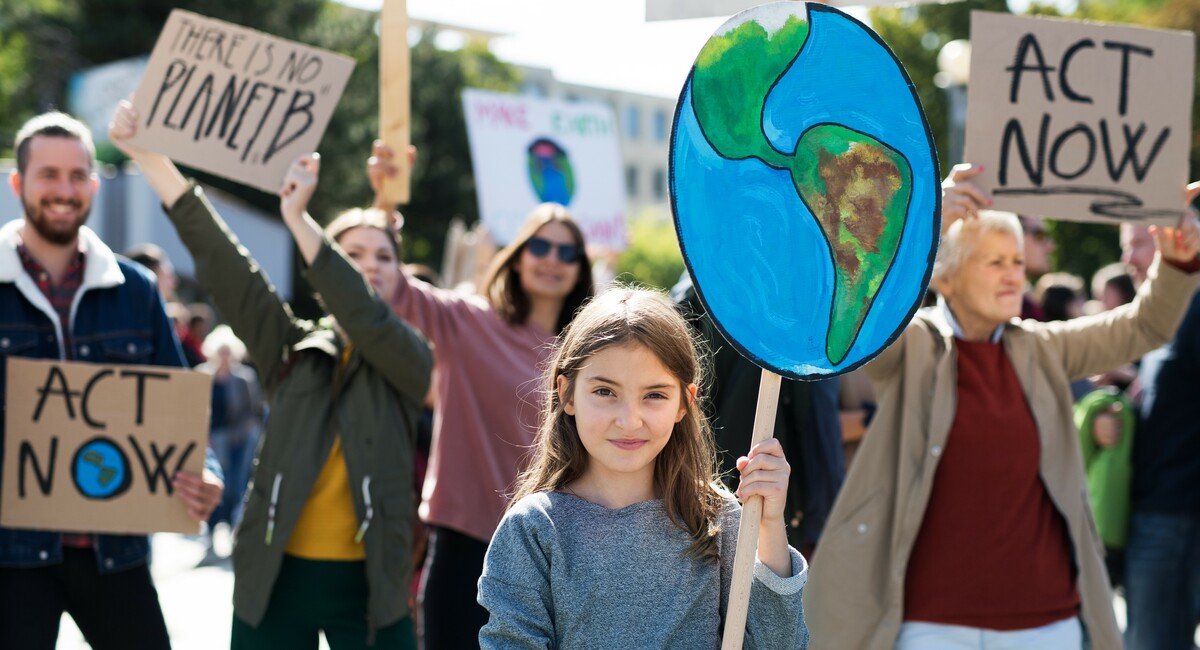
[
  {"xmin": 403, "ymin": 32, "xmax": 519, "ymax": 268},
  {"xmin": 616, "ymin": 211, "xmax": 685, "ymax": 290},
  {"xmin": 0, "ymin": 0, "xmax": 81, "ymax": 149}
]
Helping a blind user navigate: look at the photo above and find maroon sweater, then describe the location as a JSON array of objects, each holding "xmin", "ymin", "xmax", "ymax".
[{"xmin": 903, "ymin": 338, "xmax": 1080, "ymax": 630}]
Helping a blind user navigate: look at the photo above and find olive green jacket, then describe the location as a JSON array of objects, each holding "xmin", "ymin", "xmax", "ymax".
[
  {"xmin": 804, "ymin": 257, "xmax": 1198, "ymax": 650},
  {"xmin": 167, "ymin": 186, "xmax": 433, "ymax": 633}
]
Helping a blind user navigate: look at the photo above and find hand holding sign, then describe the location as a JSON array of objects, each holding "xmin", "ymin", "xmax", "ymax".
[
  {"xmin": 2, "ymin": 358, "xmax": 213, "ymax": 535},
  {"xmin": 671, "ymin": 3, "xmax": 940, "ymax": 646}
]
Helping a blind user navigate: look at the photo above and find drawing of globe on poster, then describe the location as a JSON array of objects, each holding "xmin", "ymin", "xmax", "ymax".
[
  {"xmin": 463, "ymin": 89, "xmax": 626, "ymax": 249},
  {"xmin": 671, "ymin": 2, "xmax": 941, "ymax": 378},
  {"xmin": 527, "ymin": 138, "xmax": 575, "ymax": 206}
]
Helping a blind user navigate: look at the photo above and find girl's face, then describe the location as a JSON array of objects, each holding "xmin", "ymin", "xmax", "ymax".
[
  {"xmin": 558, "ymin": 343, "xmax": 695, "ymax": 498},
  {"xmin": 515, "ymin": 221, "xmax": 582, "ymax": 304},
  {"xmin": 337, "ymin": 226, "xmax": 400, "ymax": 300}
]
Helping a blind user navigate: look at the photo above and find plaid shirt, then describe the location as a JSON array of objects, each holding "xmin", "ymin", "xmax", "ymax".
[{"xmin": 16, "ymin": 243, "xmax": 93, "ymax": 548}]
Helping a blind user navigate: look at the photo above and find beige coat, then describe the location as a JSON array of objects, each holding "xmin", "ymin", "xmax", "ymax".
[{"xmin": 804, "ymin": 257, "xmax": 1199, "ymax": 650}]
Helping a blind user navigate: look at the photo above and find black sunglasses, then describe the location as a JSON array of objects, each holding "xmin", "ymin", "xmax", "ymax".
[{"xmin": 526, "ymin": 236, "xmax": 582, "ymax": 263}]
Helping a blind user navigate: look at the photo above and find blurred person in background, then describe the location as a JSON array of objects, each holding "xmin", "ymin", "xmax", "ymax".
[{"xmin": 197, "ymin": 325, "xmax": 264, "ymax": 556}]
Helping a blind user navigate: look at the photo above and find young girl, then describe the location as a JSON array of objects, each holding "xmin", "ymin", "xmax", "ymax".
[
  {"xmin": 111, "ymin": 102, "xmax": 432, "ymax": 649},
  {"xmin": 369, "ymin": 143, "xmax": 595, "ymax": 648},
  {"xmin": 478, "ymin": 288, "xmax": 810, "ymax": 649}
]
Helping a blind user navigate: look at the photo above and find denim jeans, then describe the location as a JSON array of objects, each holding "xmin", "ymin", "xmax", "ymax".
[
  {"xmin": 1124, "ymin": 511, "xmax": 1200, "ymax": 650},
  {"xmin": 208, "ymin": 426, "xmax": 259, "ymax": 528},
  {"xmin": 895, "ymin": 617, "xmax": 1082, "ymax": 649}
]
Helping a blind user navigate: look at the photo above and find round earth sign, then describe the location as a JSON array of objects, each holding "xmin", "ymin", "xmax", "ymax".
[{"xmin": 671, "ymin": 2, "xmax": 941, "ymax": 379}]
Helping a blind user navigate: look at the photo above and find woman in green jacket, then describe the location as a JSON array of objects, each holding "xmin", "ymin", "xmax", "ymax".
[{"xmin": 111, "ymin": 101, "xmax": 433, "ymax": 650}]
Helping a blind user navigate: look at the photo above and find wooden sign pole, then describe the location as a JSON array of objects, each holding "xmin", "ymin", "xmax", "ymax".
[
  {"xmin": 379, "ymin": 0, "xmax": 411, "ymax": 205},
  {"xmin": 720, "ymin": 368, "xmax": 782, "ymax": 650}
]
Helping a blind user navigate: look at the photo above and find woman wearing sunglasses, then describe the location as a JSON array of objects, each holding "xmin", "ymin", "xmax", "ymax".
[{"xmin": 368, "ymin": 142, "xmax": 595, "ymax": 650}]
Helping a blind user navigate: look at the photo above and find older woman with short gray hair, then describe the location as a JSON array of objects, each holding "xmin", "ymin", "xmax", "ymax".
[{"xmin": 804, "ymin": 164, "xmax": 1200, "ymax": 650}]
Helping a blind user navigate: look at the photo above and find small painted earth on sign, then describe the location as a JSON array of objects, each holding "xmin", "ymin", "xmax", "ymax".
[
  {"xmin": 527, "ymin": 137, "xmax": 575, "ymax": 205},
  {"xmin": 74, "ymin": 439, "xmax": 128, "ymax": 499},
  {"xmin": 83, "ymin": 451, "xmax": 119, "ymax": 486}
]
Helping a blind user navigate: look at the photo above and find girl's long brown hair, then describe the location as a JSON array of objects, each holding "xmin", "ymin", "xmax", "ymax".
[
  {"xmin": 480, "ymin": 203, "xmax": 594, "ymax": 334},
  {"xmin": 511, "ymin": 287, "xmax": 727, "ymax": 558}
]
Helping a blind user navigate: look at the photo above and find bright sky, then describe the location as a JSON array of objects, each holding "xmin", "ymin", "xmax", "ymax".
[
  {"xmin": 337, "ymin": 0, "xmax": 754, "ymax": 98},
  {"xmin": 336, "ymin": 0, "xmax": 1063, "ymax": 99}
]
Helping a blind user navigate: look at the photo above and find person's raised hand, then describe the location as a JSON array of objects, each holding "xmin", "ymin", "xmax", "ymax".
[
  {"xmin": 941, "ymin": 163, "xmax": 992, "ymax": 232},
  {"xmin": 108, "ymin": 99, "xmax": 148, "ymax": 160},
  {"xmin": 279, "ymin": 153, "xmax": 321, "ymax": 222},
  {"xmin": 1151, "ymin": 181, "xmax": 1200, "ymax": 264},
  {"xmin": 368, "ymin": 140, "xmax": 418, "ymax": 212}
]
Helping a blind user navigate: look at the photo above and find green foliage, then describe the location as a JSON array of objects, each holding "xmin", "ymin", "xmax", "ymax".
[
  {"xmin": 691, "ymin": 16, "xmax": 809, "ymax": 166},
  {"xmin": 0, "ymin": 0, "xmax": 80, "ymax": 151},
  {"xmin": 616, "ymin": 212, "xmax": 685, "ymax": 291}
]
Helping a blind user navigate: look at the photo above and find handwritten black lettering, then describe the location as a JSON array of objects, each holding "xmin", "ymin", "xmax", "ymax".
[
  {"xmin": 1048, "ymin": 123, "xmax": 1096, "ymax": 180},
  {"xmin": 18, "ymin": 438, "xmax": 57, "ymax": 498},
  {"xmin": 118, "ymin": 369, "xmax": 170, "ymax": 426},
  {"xmin": 1059, "ymin": 39, "xmax": 1095, "ymax": 105},
  {"xmin": 80, "ymin": 369, "xmax": 113, "ymax": 430},
  {"xmin": 128, "ymin": 437, "xmax": 196, "ymax": 496},
  {"xmin": 263, "ymin": 90, "xmax": 315, "ymax": 164},
  {"xmin": 240, "ymin": 85, "xmax": 287, "ymax": 163},
  {"xmin": 1103, "ymin": 41, "xmax": 1154, "ymax": 116},
  {"xmin": 1099, "ymin": 119, "xmax": 1169, "ymax": 183},
  {"xmin": 32, "ymin": 365, "xmax": 79, "ymax": 422},
  {"xmin": 146, "ymin": 59, "xmax": 191, "ymax": 127},
  {"xmin": 1006, "ymin": 33, "xmax": 1056, "ymax": 104}
]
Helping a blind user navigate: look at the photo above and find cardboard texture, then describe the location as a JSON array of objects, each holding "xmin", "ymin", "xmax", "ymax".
[
  {"xmin": 2, "ymin": 358, "xmax": 211, "ymax": 535},
  {"xmin": 965, "ymin": 11, "xmax": 1194, "ymax": 223},
  {"xmin": 379, "ymin": 0, "xmax": 412, "ymax": 206},
  {"xmin": 128, "ymin": 9, "xmax": 356, "ymax": 194},
  {"xmin": 462, "ymin": 89, "xmax": 628, "ymax": 249}
]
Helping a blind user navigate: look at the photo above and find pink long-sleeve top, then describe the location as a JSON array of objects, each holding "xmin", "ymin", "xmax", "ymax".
[{"xmin": 392, "ymin": 274, "xmax": 556, "ymax": 542}]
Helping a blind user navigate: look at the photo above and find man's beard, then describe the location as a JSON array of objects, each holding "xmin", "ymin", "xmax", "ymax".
[{"xmin": 23, "ymin": 196, "xmax": 90, "ymax": 246}]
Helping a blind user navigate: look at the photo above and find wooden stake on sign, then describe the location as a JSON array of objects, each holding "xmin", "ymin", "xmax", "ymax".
[
  {"xmin": 720, "ymin": 368, "xmax": 782, "ymax": 650},
  {"xmin": 379, "ymin": 0, "xmax": 411, "ymax": 205}
]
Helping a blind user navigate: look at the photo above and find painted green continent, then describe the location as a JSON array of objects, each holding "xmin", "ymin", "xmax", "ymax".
[
  {"xmin": 692, "ymin": 16, "xmax": 809, "ymax": 166},
  {"xmin": 793, "ymin": 125, "xmax": 910, "ymax": 365}
]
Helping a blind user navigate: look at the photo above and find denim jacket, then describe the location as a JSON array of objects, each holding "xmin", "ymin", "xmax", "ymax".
[{"xmin": 0, "ymin": 217, "xmax": 214, "ymax": 574}]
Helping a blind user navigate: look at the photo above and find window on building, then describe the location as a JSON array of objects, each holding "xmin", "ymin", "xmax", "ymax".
[
  {"xmin": 626, "ymin": 165, "xmax": 639, "ymax": 198},
  {"xmin": 624, "ymin": 105, "xmax": 641, "ymax": 139},
  {"xmin": 653, "ymin": 109, "xmax": 669, "ymax": 142},
  {"xmin": 652, "ymin": 168, "xmax": 667, "ymax": 201}
]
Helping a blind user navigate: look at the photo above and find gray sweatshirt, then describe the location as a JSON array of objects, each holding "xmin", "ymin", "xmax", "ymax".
[{"xmin": 478, "ymin": 490, "xmax": 810, "ymax": 649}]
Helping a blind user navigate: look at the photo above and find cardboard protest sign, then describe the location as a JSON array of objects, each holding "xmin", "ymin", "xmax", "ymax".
[
  {"xmin": 671, "ymin": 2, "xmax": 940, "ymax": 378},
  {"xmin": 462, "ymin": 89, "xmax": 628, "ymax": 250},
  {"xmin": 127, "ymin": 10, "xmax": 356, "ymax": 194},
  {"xmin": 2, "ymin": 358, "xmax": 211, "ymax": 535},
  {"xmin": 965, "ymin": 11, "xmax": 1194, "ymax": 223}
]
